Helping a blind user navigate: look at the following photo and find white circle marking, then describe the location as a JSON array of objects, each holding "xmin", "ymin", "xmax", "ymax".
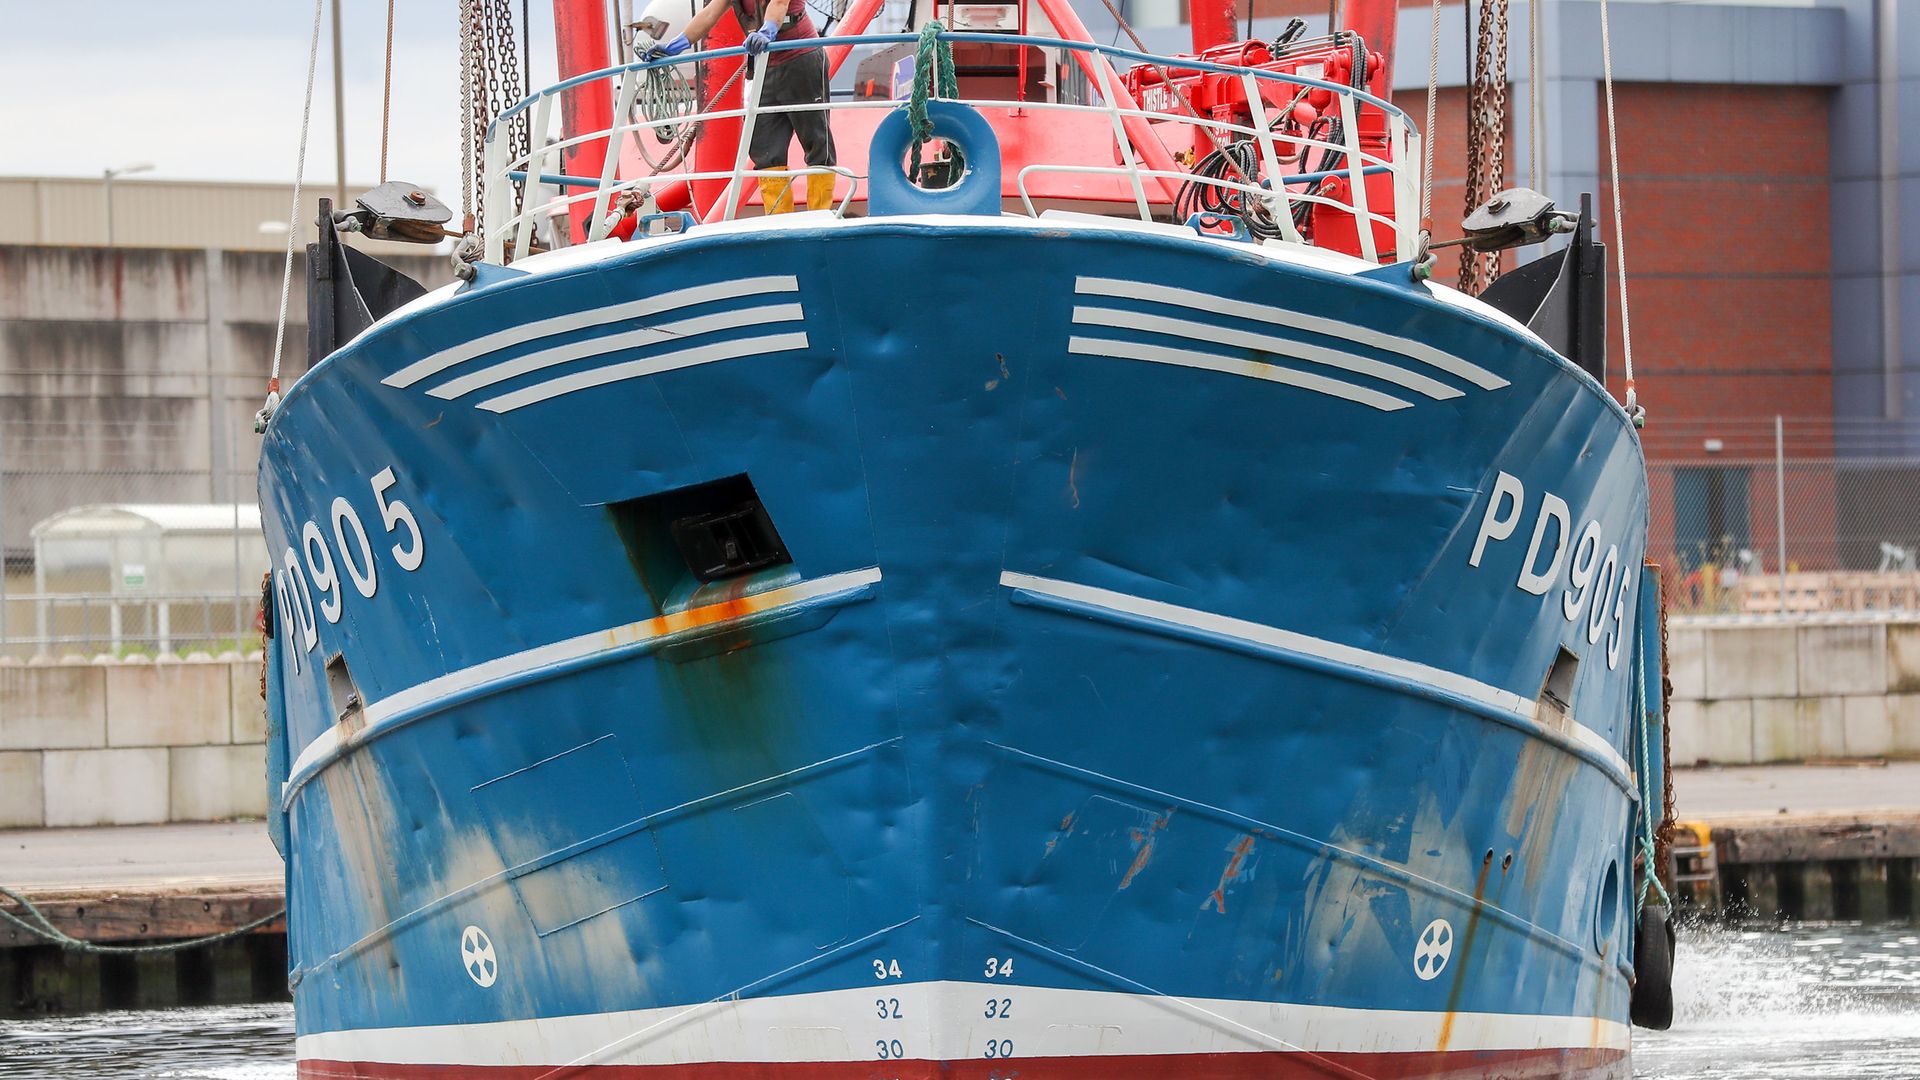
[
  {"xmin": 1414, "ymin": 917, "xmax": 1453, "ymax": 981},
  {"xmin": 461, "ymin": 924, "xmax": 499, "ymax": 988}
]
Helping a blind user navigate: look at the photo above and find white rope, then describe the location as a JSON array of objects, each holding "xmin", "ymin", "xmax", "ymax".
[
  {"xmin": 1418, "ymin": 0, "xmax": 1442, "ymax": 252},
  {"xmin": 1598, "ymin": 0, "xmax": 1641, "ymax": 421},
  {"xmin": 257, "ymin": 0, "xmax": 326, "ymax": 432}
]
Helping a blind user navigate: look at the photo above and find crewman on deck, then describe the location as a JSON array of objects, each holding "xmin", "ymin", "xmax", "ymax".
[{"xmin": 645, "ymin": 0, "xmax": 838, "ymax": 215}]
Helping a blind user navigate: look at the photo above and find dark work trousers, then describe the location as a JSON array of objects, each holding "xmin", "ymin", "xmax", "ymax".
[{"xmin": 748, "ymin": 48, "xmax": 836, "ymax": 170}]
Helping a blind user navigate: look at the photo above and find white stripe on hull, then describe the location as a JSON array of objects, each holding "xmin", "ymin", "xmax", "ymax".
[
  {"xmin": 999, "ymin": 571, "xmax": 1631, "ymax": 777},
  {"xmin": 1074, "ymin": 276, "xmax": 1509, "ymax": 390},
  {"xmin": 382, "ymin": 276, "xmax": 800, "ymax": 389},
  {"xmin": 1067, "ymin": 335, "xmax": 1414, "ymax": 411},
  {"xmin": 282, "ymin": 567, "xmax": 882, "ymax": 800},
  {"xmin": 295, "ymin": 981, "xmax": 1629, "ymax": 1067}
]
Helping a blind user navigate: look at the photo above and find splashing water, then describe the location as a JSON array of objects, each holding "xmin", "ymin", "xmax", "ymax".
[{"xmin": 1636, "ymin": 923, "xmax": 1920, "ymax": 1079}]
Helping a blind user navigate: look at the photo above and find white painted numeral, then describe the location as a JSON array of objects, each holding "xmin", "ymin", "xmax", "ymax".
[
  {"xmin": 1586, "ymin": 546, "xmax": 1619, "ymax": 645},
  {"xmin": 984, "ymin": 1039, "xmax": 1014, "ymax": 1058},
  {"xmin": 331, "ymin": 497, "xmax": 378, "ymax": 599},
  {"xmin": 301, "ymin": 522, "xmax": 342, "ymax": 624},
  {"xmin": 1561, "ymin": 522, "xmax": 1603, "ymax": 622},
  {"xmin": 273, "ymin": 571, "xmax": 303, "ymax": 675},
  {"xmin": 281, "ymin": 549, "xmax": 319, "ymax": 652},
  {"xmin": 984, "ymin": 957, "xmax": 1013, "ymax": 978},
  {"xmin": 1606, "ymin": 567, "xmax": 1634, "ymax": 670},
  {"xmin": 371, "ymin": 467, "xmax": 425, "ymax": 571},
  {"xmin": 873, "ymin": 958, "xmax": 902, "ymax": 980}
]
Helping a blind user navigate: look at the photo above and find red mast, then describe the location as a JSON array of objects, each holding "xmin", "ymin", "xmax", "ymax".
[
  {"xmin": 552, "ymin": 0, "xmax": 614, "ymax": 241},
  {"xmin": 1340, "ymin": 0, "xmax": 1397, "ymax": 101},
  {"xmin": 1189, "ymin": 0, "xmax": 1238, "ymax": 54}
]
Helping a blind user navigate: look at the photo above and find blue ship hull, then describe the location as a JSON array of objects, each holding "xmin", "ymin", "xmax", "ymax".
[{"xmin": 259, "ymin": 212, "xmax": 1649, "ymax": 1078}]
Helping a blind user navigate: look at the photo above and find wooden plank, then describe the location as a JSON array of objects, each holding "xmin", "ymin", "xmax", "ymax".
[
  {"xmin": 1, "ymin": 884, "xmax": 284, "ymax": 949},
  {"xmin": 1707, "ymin": 813, "xmax": 1920, "ymax": 865}
]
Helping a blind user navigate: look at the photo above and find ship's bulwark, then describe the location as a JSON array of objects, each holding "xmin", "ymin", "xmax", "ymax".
[{"xmin": 258, "ymin": 216, "xmax": 1647, "ymax": 1079}]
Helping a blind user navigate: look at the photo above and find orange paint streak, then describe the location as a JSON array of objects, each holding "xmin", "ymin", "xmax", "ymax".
[
  {"xmin": 1204, "ymin": 834, "xmax": 1256, "ymax": 913},
  {"xmin": 1436, "ymin": 856, "xmax": 1494, "ymax": 1052},
  {"xmin": 1119, "ymin": 812, "xmax": 1172, "ymax": 890}
]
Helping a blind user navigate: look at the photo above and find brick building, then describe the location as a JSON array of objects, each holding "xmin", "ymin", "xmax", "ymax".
[{"xmin": 1119, "ymin": 1, "xmax": 1919, "ymax": 589}]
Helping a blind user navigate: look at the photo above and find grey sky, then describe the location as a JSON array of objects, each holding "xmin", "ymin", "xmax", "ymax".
[{"xmin": 0, "ymin": 1, "xmax": 563, "ymax": 212}]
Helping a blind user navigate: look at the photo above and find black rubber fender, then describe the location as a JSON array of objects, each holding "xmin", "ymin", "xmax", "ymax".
[{"xmin": 1631, "ymin": 903, "xmax": 1677, "ymax": 1030}]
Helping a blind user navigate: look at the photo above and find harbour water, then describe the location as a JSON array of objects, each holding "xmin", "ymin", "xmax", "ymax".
[{"xmin": 0, "ymin": 924, "xmax": 1914, "ymax": 1078}]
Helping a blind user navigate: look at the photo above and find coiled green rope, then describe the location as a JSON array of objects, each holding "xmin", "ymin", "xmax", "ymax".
[{"xmin": 0, "ymin": 884, "xmax": 285, "ymax": 955}]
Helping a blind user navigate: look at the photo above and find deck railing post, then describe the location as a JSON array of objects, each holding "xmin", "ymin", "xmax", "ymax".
[
  {"xmin": 513, "ymin": 94, "xmax": 557, "ymax": 261},
  {"xmin": 1092, "ymin": 57, "xmax": 1151, "ymax": 221},
  {"xmin": 1335, "ymin": 91, "xmax": 1378, "ymax": 263},
  {"xmin": 723, "ymin": 62, "xmax": 766, "ymax": 223},
  {"xmin": 1240, "ymin": 72, "xmax": 1301, "ymax": 244}
]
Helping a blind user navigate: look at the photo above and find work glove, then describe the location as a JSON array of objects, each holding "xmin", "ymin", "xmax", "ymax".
[
  {"xmin": 645, "ymin": 34, "xmax": 690, "ymax": 60},
  {"xmin": 744, "ymin": 20, "xmax": 779, "ymax": 54}
]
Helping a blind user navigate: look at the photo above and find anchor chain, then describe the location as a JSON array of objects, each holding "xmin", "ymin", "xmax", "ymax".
[{"xmin": 1460, "ymin": 0, "xmax": 1510, "ymax": 295}]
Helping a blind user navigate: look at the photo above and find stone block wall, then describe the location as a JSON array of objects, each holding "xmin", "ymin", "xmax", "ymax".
[
  {"xmin": 0, "ymin": 655, "xmax": 266, "ymax": 827},
  {"xmin": 1668, "ymin": 619, "xmax": 1920, "ymax": 765}
]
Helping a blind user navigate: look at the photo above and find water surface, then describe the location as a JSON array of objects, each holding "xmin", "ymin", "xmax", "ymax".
[{"xmin": 1, "ymin": 923, "xmax": 1914, "ymax": 1078}]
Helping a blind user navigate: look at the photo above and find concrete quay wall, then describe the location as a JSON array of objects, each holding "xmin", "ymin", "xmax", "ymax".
[
  {"xmin": 1669, "ymin": 618, "xmax": 1920, "ymax": 765},
  {"xmin": 0, "ymin": 655, "xmax": 266, "ymax": 828}
]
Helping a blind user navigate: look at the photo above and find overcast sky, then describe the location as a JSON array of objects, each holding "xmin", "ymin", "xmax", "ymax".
[{"xmin": 0, "ymin": 1, "xmax": 564, "ymax": 211}]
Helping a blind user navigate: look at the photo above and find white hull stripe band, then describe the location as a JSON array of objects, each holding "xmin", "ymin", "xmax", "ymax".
[
  {"xmin": 383, "ymin": 275, "xmax": 799, "ymax": 389},
  {"xmin": 1071, "ymin": 306, "xmax": 1462, "ymax": 400},
  {"xmin": 429, "ymin": 302, "xmax": 806, "ymax": 400},
  {"xmin": 1075, "ymin": 276, "xmax": 1509, "ymax": 390},
  {"xmin": 282, "ymin": 567, "xmax": 882, "ymax": 799},
  {"xmin": 999, "ymin": 571, "xmax": 1630, "ymax": 777},
  {"xmin": 1067, "ymin": 335, "xmax": 1414, "ymax": 411},
  {"xmin": 477, "ymin": 331, "xmax": 811, "ymax": 412},
  {"xmin": 295, "ymin": 981, "xmax": 1629, "ymax": 1067}
]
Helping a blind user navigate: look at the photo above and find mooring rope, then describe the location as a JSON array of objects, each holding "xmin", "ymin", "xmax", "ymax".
[
  {"xmin": 0, "ymin": 885, "xmax": 285, "ymax": 956},
  {"xmin": 1597, "ymin": 0, "xmax": 1644, "ymax": 427},
  {"xmin": 255, "ymin": 0, "xmax": 326, "ymax": 435},
  {"xmin": 907, "ymin": 21, "xmax": 957, "ymax": 181}
]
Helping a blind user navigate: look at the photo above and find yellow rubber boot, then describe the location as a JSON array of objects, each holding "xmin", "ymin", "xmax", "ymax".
[
  {"xmin": 757, "ymin": 171, "xmax": 793, "ymax": 215},
  {"xmin": 806, "ymin": 171, "xmax": 837, "ymax": 213}
]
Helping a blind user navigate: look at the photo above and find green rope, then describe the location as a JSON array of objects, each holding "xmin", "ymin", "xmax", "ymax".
[
  {"xmin": 907, "ymin": 20, "xmax": 958, "ymax": 184},
  {"xmin": 0, "ymin": 884, "xmax": 285, "ymax": 955},
  {"xmin": 1633, "ymin": 641, "xmax": 1672, "ymax": 913}
]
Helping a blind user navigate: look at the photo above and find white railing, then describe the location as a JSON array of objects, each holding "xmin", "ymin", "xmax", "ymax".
[
  {"xmin": 482, "ymin": 33, "xmax": 1420, "ymax": 265},
  {"xmin": 8, "ymin": 591, "xmax": 257, "ymax": 658}
]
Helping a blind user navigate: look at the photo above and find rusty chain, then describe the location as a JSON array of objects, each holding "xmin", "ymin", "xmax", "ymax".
[
  {"xmin": 460, "ymin": 0, "xmax": 531, "ymax": 236},
  {"xmin": 1460, "ymin": 0, "xmax": 1509, "ymax": 295}
]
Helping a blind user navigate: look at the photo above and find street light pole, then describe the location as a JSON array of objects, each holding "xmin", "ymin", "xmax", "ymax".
[
  {"xmin": 102, "ymin": 162, "xmax": 155, "ymax": 247},
  {"xmin": 332, "ymin": 0, "xmax": 348, "ymax": 209}
]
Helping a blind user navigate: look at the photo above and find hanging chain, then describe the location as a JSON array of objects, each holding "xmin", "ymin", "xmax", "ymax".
[
  {"xmin": 1460, "ymin": 0, "xmax": 1509, "ymax": 295},
  {"xmin": 459, "ymin": 0, "xmax": 530, "ymax": 237},
  {"xmin": 459, "ymin": 0, "xmax": 480, "ymax": 225}
]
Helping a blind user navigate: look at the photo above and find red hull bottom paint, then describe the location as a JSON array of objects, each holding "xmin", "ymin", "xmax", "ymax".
[{"xmin": 299, "ymin": 1048, "xmax": 1629, "ymax": 1080}]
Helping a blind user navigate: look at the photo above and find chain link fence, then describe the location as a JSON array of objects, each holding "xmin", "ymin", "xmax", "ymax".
[
  {"xmin": 1, "ymin": 463, "xmax": 263, "ymax": 661},
  {"xmin": 1648, "ymin": 418, "xmax": 1920, "ymax": 616}
]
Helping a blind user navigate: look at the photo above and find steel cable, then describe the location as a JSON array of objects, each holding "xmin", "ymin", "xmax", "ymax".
[{"xmin": 257, "ymin": 0, "xmax": 326, "ymax": 432}]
